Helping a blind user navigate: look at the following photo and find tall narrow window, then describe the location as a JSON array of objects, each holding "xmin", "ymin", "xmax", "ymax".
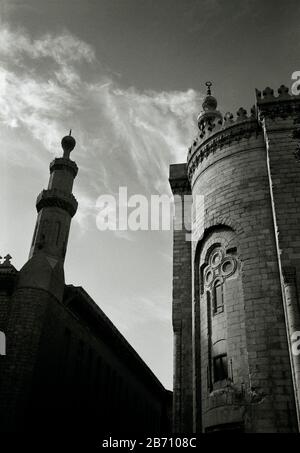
[
  {"xmin": 213, "ymin": 281, "xmax": 224, "ymax": 314},
  {"xmin": 213, "ymin": 354, "xmax": 228, "ymax": 382},
  {"xmin": 206, "ymin": 291, "xmax": 213, "ymax": 391}
]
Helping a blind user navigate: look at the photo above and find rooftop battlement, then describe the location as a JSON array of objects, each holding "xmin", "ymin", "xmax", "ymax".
[
  {"xmin": 256, "ymin": 84, "xmax": 300, "ymax": 104},
  {"xmin": 187, "ymin": 83, "xmax": 300, "ymax": 179},
  {"xmin": 256, "ymin": 84, "xmax": 300, "ymax": 120},
  {"xmin": 188, "ymin": 105, "xmax": 259, "ymax": 163}
]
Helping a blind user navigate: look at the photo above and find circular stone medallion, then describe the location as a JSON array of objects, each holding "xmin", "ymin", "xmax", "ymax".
[{"xmin": 221, "ymin": 259, "xmax": 236, "ymax": 277}]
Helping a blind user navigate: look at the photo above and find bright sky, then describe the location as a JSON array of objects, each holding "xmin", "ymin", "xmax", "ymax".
[{"xmin": 1, "ymin": 0, "xmax": 299, "ymax": 389}]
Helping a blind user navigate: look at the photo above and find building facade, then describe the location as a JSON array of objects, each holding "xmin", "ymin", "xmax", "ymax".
[
  {"xmin": 170, "ymin": 83, "xmax": 300, "ymax": 433},
  {"xmin": 0, "ymin": 134, "xmax": 171, "ymax": 432}
]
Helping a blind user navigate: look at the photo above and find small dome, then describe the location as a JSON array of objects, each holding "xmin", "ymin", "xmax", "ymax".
[
  {"xmin": 61, "ymin": 130, "xmax": 76, "ymax": 158},
  {"xmin": 202, "ymin": 95, "xmax": 218, "ymax": 112}
]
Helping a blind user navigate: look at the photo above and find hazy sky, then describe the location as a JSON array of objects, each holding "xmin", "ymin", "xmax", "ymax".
[{"xmin": 1, "ymin": 0, "xmax": 299, "ymax": 389}]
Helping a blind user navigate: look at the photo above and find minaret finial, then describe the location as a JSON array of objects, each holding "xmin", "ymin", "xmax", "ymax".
[
  {"xmin": 61, "ymin": 131, "xmax": 76, "ymax": 159},
  {"xmin": 205, "ymin": 81, "xmax": 212, "ymax": 96}
]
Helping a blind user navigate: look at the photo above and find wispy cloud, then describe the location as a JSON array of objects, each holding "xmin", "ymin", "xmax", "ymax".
[
  {"xmin": 99, "ymin": 85, "xmax": 200, "ymax": 192},
  {"xmin": 0, "ymin": 23, "xmax": 201, "ymax": 231},
  {"xmin": 0, "ymin": 25, "xmax": 95, "ymax": 64},
  {"xmin": 0, "ymin": 27, "xmax": 88, "ymax": 159}
]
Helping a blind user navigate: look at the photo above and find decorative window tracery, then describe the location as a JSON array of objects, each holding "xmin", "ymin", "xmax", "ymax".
[
  {"xmin": 203, "ymin": 247, "xmax": 237, "ymax": 315},
  {"xmin": 202, "ymin": 244, "xmax": 238, "ymax": 389}
]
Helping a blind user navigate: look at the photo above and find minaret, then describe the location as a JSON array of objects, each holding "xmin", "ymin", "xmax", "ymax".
[
  {"xmin": 29, "ymin": 131, "xmax": 78, "ymax": 261},
  {"xmin": 18, "ymin": 132, "xmax": 78, "ymax": 301},
  {"xmin": 0, "ymin": 134, "xmax": 79, "ymax": 430}
]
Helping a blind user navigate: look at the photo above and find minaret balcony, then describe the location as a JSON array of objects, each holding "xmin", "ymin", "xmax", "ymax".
[{"xmin": 36, "ymin": 189, "xmax": 78, "ymax": 217}]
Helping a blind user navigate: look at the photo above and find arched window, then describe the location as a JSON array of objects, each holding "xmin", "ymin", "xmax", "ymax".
[
  {"xmin": 213, "ymin": 281, "xmax": 224, "ymax": 315},
  {"xmin": 202, "ymin": 244, "xmax": 238, "ymax": 390},
  {"xmin": 213, "ymin": 353, "xmax": 228, "ymax": 382},
  {"xmin": 212, "ymin": 339, "xmax": 228, "ymax": 383}
]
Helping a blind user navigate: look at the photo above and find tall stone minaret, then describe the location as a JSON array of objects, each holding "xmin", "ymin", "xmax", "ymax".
[
  {"xmin": 0, "ymin": 134, "xmax": 79, "ymax": 430},
  {"xmin": 18, "ymin": 132, "xmax": 78, "ymax": 301},
  {"xmin": 29, "ymin": 132, "xmax": 78, "ymax": 260}
]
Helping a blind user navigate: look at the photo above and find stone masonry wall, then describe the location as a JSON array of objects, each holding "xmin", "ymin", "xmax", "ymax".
[
  {"xmin": 0, "ymin": 287, "xmax": 52, "ymax": 431},
  {"xmin": 260, "ymin": 93, "xmax": 300, "ymax": 426}
]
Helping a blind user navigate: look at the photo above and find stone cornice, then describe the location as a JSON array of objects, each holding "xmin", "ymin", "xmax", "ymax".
[{"xmin": 187, "ymin": 119, "xmax": 261, "ymax": 183}]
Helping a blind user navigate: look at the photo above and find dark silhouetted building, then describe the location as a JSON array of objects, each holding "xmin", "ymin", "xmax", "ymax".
[{"xmin": 0, "ymin": 134, "xmax": 171, "ymax": 433}]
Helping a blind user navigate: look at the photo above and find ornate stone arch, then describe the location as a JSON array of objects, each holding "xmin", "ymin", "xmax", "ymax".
[
  {"xmin": 194, "ymin": 225, "xmax": 238, "ymax": 296},
  {"xmin": 193, "ymin": 225, "xmax": 242, "ymax": 403}
]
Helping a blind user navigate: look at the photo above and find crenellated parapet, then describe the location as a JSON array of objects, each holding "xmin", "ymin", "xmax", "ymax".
[
  {"xmin": 256, "ymin": 84, "xmax": 300, "ymax": 120},
  {"xmin": 187, "ymin": 83, "xmax": 300, "ymax": 184},
  {"xmin": 187, "ymin": 105, "xmax": 260, "ymax": 183}
]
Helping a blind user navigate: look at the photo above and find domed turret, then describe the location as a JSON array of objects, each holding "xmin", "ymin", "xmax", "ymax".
[{"xmin": 198, "ymin": 82, "xmax": 223, "ymax": 132}]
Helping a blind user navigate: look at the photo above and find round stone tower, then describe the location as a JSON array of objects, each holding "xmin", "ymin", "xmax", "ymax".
[{"xmin": 170, "ymin": 83, "xmax": 300, "ymax": 433}]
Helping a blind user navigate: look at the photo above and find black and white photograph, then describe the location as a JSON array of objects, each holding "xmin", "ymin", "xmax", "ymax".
[{"xmin": 0, "ymin": 0, "xmax": 300, "ymax": 441}]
